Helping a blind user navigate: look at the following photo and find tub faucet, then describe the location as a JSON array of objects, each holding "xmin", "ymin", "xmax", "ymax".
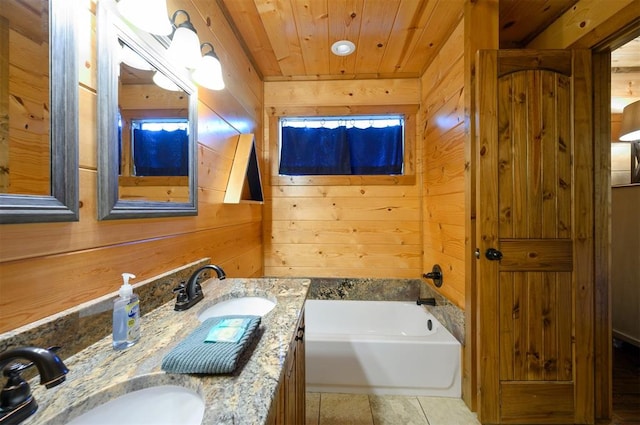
[
  {"xmin": 0, "ymin": 346, "xmax": 69, "ymax": 425},
  {"xmin": 416, "ymin": 298, "xmax": 436, "ymax": 306},
  {"xmin": 174, "ymin": 264, "xmax": 226, "ymax": 311}
]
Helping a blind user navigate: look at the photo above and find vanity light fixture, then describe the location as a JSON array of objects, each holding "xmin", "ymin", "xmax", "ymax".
[
  {"xmin": 119, "ymin": 43, "xmax": 153, "ymax": 71},
  {"xmin": 331, "ymin": 40, "xmax": 356, "ymax": 56},
  {"xmin": 619, "ymin": 100, "xmax": 640, "ymax": 142},
  {"xmin": 114, "ymin": 3, "xmax": 226, "ymax": 92},
  {"xmin": 167, "ymin": 10, "xmax": 201, "ymax": 70},
  {"xmin": 117, "ymin": 0, "xmax": 172, "ymax": 36},
  {"xmin": 191, "ymin": 43, "xmax": 225, "ymax": 90},
  {"xmin": 152, "ymin": 71, "xmax": 181, "ymax": 91}
]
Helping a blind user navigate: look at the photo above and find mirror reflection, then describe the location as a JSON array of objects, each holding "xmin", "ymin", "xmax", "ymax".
[
  {"xmin": 1, "ymin": 0, "xmax": 50, "ymax": 196},
  {"xmin": 118, "ymin": 40, "xmax": 190, "ymax": 203},
  {"xmin": 0, "ymin": 0, "xmax": 78, "ymax": 224},
  {"xmin": 97, "ymin": 2, "xmax": 197, "ymax": 220}
]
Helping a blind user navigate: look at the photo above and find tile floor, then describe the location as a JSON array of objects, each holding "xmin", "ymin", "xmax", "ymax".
[
  {"xmin": 306, "ymin": 342, "xmax": 640, "ymax": 425},
  {"xmin": 306, "ymin": 393, "xmax": 480, "ymax": 425}
]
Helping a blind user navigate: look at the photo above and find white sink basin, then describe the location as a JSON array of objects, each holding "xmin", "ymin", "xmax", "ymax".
[
  {"xmin": 198, "ymin": 296, "xmax": 276, "ymax": 322},
  {"xmin": 66, "ymin": 385, "xmax": 204, "ymax": 425}
]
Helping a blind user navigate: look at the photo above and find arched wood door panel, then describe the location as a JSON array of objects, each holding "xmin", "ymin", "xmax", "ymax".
[{"xmin": 476, "ymin": 50, "xmax": 594, "ymax": 424}]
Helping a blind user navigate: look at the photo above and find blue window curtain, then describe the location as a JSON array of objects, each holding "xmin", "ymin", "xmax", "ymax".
[
  {"xmin": 133, "ymin": 129, "xmax": 188, "ymax": 176},
  {"xmin": 280, "ymin": 126, "xmax": 351, "ymax": 175},
  {"xmin": 347, "ymin": 126, "xmax": 403, "ymax": 174},
  {"xmin": 279, "ymin": 125, "xmax": 403, "ymax": 175}
]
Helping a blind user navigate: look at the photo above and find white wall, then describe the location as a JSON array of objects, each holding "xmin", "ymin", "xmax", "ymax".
[{"xmin": 612, "ymin": 185, "xmax": 640, "ymax": 346}]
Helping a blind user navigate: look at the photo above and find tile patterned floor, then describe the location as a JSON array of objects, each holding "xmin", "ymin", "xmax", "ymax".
[{"xmin": 306, "ymin": 393, "xmax": 480, "ymax": 425}]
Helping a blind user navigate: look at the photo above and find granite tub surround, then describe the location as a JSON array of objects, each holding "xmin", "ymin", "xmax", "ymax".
[
  {"xmin": 0, "ymin": 259, "xmax": 210, "ymax": 360},
  {"xmin": 306, "ymin": 277, "xmax": 464, "ymax": 344},
  {"xmin": 307, "ymin": 278, "xmax": 422, "ymax": 301},
  {"xmin": 420, "ymin": 283, "xmax": 464, "ymax": 344},
  {"xmin": 20, "ymin": 277, "xmax": 310, "ymax": 425}
]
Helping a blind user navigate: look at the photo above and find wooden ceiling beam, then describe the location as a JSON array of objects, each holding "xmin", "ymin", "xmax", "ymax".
[{"xmin": 526, "ymin": 0, "xmax": 639, "ymax": 49}]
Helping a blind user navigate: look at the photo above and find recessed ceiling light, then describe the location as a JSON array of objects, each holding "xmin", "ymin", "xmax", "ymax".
[{"xmin": 331, "ymin": 40, "xmax": 356, "ymax": 56}]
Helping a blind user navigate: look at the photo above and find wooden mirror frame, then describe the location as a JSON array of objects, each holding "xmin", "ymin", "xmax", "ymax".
[
  {"xmin": 97, "ymin": 1, "xmax": 198, "ymax": 220},
  {"xmin": 0, "ymin": 0, "xmax": 79, "ymax": 224}
]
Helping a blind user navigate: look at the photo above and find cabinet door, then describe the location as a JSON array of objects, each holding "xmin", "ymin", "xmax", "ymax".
[
  {"xmin": 272, "ymin": 310, "xmax": 306, "ymax": 425},
  {"xmin": 285, "ymin": 341, "xmax": 297, "ymax": 423},
  {"xmin": 295, "ymin": 312, "xmax": 305, "ymax": 422},
  {"xmin": 270, "ymin": 379, "xmax": 285, "ymax": 425}
]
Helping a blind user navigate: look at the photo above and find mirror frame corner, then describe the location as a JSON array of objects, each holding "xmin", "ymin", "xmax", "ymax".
[{"xmin": 0, "ymin": 0, "xmax": 80, "ymax": 224}]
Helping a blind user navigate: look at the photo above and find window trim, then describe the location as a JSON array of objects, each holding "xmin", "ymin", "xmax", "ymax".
[{"xmin": 269, "ymin": 105, "xmax": 417, "ymax": 186}]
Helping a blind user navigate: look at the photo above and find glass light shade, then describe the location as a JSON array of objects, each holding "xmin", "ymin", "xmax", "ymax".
[
  {"xmin": 619, "ymin": 100, "xmax": 640, "ymax": 142},
  {"xmin": 152, "ymin": 71, "xmax": 181, "ymax": 91},
  {"xmin": 117, "ymin": 0, "xmax": 172, "ymax": 36},
  {"xmin": 120, "ymin": 44, "xmax": 153, "ymax": 71},
  {"xmin": 167, "ymin": 26, "xmax": 202, "ymax": 69},
  {"xmin": 192, "ymin": 47, "xmax": 225, "ymax": 90}
]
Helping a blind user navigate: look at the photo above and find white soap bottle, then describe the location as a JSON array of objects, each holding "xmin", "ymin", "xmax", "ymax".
[{"xmin": 112, "ymin": 272, "xmax": 141, "ymax": 350}]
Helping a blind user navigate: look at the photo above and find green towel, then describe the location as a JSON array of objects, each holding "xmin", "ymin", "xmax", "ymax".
[{"xmin": 161, "ymin": 315, "xmax": 261, "ymax": 374}]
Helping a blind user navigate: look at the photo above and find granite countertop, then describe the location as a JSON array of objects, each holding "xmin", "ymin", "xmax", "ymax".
[{"xmin": 23, "ymin": 277, "xmax": 310, "ymax": 425}]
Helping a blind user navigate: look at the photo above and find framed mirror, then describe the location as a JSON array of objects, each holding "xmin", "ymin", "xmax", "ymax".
[
  {"xmin": 0, "ymin": 0, "xmax": 79, "ymax": 224},
  {"xmin": 97, "ymin": 1, "xmax": 198, "ymax": 220}
]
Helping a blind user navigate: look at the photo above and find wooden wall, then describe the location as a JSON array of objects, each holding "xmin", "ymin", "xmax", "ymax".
[
  {"xmin": 263, "ymin": 79, "xmax": 423, "ymax": 278},
  {"xmin": 420, "ymin": 20, "xmax": 466, "ymax": 308},
  {"xmin": 1, "ymin": 2, "xmax": 49, "ymax": 196},
  {"xmin": 0, "ymin": 0, "xmax": 264, "ymax": 333}
]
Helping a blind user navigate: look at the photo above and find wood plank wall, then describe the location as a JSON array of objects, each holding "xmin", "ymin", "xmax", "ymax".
[
  {"xmin": 2, "ymin": 7, "xmax": 49, "ymax": 196},
  {"xmin": 421, "ymin": 20, "xmax": 466, "ymax": 308},
  {"xmin": 263, "ymin": 79, "xmax": 423, "ymax": 278},
  {"xmin": 0, "ymin": 0, "xmax": 264, "ymax": 333}
]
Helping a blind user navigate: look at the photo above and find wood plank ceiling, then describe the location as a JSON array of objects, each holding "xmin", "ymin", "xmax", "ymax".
[
  {"xmin": 217, "ymin": 0, "xmax": 579, "ymax": 81},
  {"xmin": 217, "ymin": 0, "xmax": 636, "ymax": 110},
  {"xmin": 218, "ymin": 0, "xmax": 465, "ymax": 80}
]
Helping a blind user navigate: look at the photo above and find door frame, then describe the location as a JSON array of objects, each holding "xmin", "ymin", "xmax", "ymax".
[
  {"xmin": 465, "ymin": 7, "xmax": 640, "ymax": 421},
  {"xmin": 592, "ymin": 22, "xmax": 640, "ymax": 419}
]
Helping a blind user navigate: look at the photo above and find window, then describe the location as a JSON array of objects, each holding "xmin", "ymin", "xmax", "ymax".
[
  {"xmin": 126, "ymin": 119, "xmax": 189, "ymax": 176},
  {"xmin": 278, "ymin": 116, "xmax": 404, "ymax": 176},
  {"xmin": 269, "ymin": 105, "xmax": 417, "ymax": 186}
]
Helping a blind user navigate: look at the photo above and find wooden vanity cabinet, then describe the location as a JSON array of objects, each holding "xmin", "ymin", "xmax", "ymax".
[{"xmin": 269, "ymin": 310, "xmax": 305, "ymax": 425}]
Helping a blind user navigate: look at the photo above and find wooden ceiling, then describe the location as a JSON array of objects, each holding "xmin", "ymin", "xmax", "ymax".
[
  {"xmin": 218, "ymin": 0, "xmax": 580, "ymax": 81},
  {"xmin": 0, "ymin": 0, "xmax": 48, "ymax": 45},
  {"xmin": 218, "ymin": 0, "xmax": 637, "ymax": 112},
  {"xmin": 498, "ymin": 0, "xmax": 579, "ymax": 48},
  {"xmin": 218, "ymin": 0, "xmax": 464, "ymax": 81}
]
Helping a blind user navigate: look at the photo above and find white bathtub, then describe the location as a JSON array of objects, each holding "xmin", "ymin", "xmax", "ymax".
[{"xmin": 305, "ymin": 300, "xmax": 461, "ymax": 397}]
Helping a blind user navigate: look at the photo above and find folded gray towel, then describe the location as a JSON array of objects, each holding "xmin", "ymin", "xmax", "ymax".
[{"xmin": 161, "ymin": 315, "xmax": 261, "ymax": 374}]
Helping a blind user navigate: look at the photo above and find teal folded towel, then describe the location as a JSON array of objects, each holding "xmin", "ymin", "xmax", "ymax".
[
  {"xmin": 205, "ymin": 317, "xmax": 252, "ymax": 343},
  {"xmin": 161, "ymin": 315, "xmax": 261, "ymax": 374}
]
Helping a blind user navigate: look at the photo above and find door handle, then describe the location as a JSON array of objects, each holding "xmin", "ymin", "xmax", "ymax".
[{"xmin": 485, "ymin": 248, "xmax": 503, "ymax": 261}]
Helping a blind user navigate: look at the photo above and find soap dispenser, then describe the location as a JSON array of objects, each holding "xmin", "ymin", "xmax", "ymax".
[{"xmin": 112, "ymin": 272, "xmax": 141, "ymax": 350}]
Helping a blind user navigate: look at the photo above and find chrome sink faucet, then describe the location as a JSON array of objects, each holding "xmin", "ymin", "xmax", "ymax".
[
  {"xmin": 174, "ymin": 264, "xmax": 226, "ymax": 311},
  {"xmin": 0, "ymin": 346, "xmax": 69, "ymax": 425}
]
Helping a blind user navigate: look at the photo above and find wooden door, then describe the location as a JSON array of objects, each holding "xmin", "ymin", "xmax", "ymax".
[{"xmin": 476, "ymin": 50, "xmax": 594, "ymax": 424}]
